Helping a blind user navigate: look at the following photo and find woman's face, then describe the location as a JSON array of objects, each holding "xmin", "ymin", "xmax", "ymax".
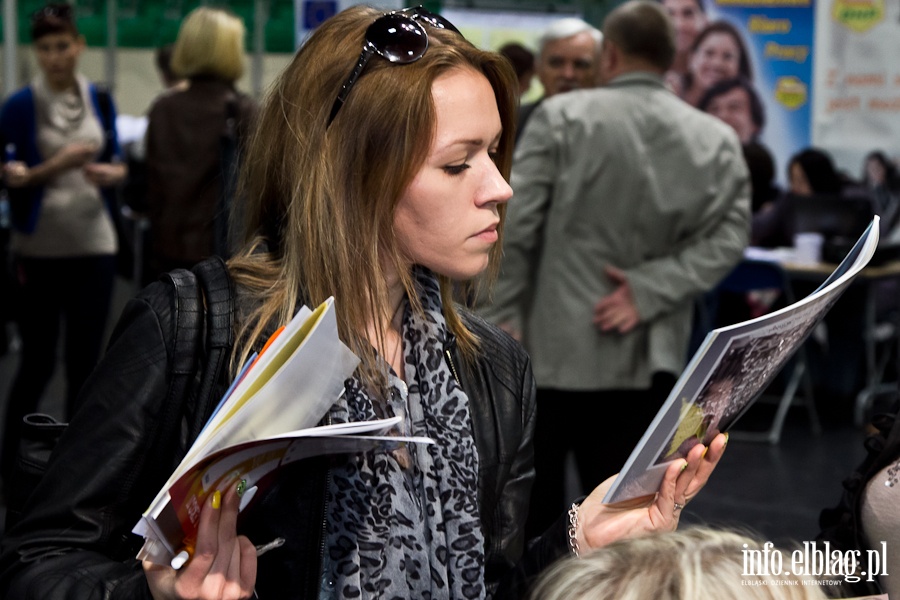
[
  {"xmin": 664, "ymin": 0, "xmax": 707, "ymax": 57},
  {"xmin": 393, "ymin": 67, "xmax": 512, "ymax": 281},
  {"xmin": 34, "ymin": 32, "xmax": 83, "ymax": 90},
  {"xmin": 690, "ymin": 31, "xmax": 741, "ymax": 91},
  {"xmin": 866, "ymin": 158, "xmax": 886, "ymax": 186},
  {"xmin": 790, "ymin": 162, "xmax": 812, "ymax": 196}
]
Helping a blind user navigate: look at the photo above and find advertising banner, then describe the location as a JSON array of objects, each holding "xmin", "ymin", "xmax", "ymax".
[
  {"xmin": 811, "ymin": 0, "xmax": 900, "ymax": 176},
  {"xmin": 667, "ymin": 0, "xmax": 815, "ymax": 183}
]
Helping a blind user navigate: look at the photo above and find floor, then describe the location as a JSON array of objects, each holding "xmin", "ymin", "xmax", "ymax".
[
  {"xmin": 683, "ymin": 406, "xmax": 869, "ymax": 547},
  {"xmin": 0, "ymin": 277, "xmax": 882, "ymax": 548}
]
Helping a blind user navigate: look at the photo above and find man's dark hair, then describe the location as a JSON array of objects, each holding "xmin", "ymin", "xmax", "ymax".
[
  {"xmin": 697, "ymin": 77, "xmax": 766, "ymax": 131},
  {"xmin": 155, "ymin": 44, "xmax": 178, "ymax": 87},
  {"xmin": 30, "ymin": 3, "xmax": 78, "ymax": 41},
  {"xmin": 742, "ymin": 142, "xmax": 779, "ymax": 213},
  {"xmin": 603, "ymin": 0, "xmax": 676, "ymax": 71},
  {"xmin": 790, "ymin": 148, "xmax": 844, "ymax": 195},
  {"xmin": 498, "ymin": 42, "xmax": 535, "ymax": 80}
]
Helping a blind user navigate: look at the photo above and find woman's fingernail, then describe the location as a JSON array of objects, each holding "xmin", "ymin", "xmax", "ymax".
[
  {"xmin": 724, "ymin": 432, "xmax": 730, "ymax": 447},
  {"xmin": 680, "ymin": 461, "xmax": 688, "ymax": 473},
  {"xmin": 701, "ymin": 447, "xmax": 709, "ymax": 459},
  {"xmin": 236, "ymin": 478, "xmax": 247, "ymax": 497},
  {"xmin": 211, "ymin": 490, "xmax": 222, "ymax": 510}
]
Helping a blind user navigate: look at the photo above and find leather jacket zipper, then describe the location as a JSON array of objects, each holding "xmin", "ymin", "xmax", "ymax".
[
  {"xmin": 445, "ymin": 348, "xmax": 461, "ymax": 386},
  {"xmin": 318, "ymin": 414, "xmax": 333, "ymax": 594},
  {"xmin": 319, "ymin": 470, "xmax": 331, "ymax": 562}
]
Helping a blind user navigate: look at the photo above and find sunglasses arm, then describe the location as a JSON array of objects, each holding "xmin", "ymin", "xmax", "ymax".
[{"xmin": 328, "ymin": 43, "xmax": 376, "ymax": 126}]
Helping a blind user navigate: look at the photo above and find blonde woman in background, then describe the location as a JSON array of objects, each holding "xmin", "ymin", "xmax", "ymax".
[{"xmin": 145, "ymin": 6, "xmax": 257, "ymax": 279}]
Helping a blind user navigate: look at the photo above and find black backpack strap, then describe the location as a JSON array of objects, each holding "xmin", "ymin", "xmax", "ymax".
[
  {"xmin": 5, "ymin": 260, "xmax": 235, "ymax": 533},
  {"xmin": 186, "ymin": 256, "xmax": 235, "ymax": 442},
  {"xmin": 147, "ymin": 257, "xmax": 234, "ymax": 473},
  {"xmin": 140, "ymin": 266, "xmax": 206, "ymax": 479}
]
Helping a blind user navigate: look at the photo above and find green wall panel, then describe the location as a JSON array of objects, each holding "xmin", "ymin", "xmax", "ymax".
[{"xmin": 1, "ymin": 0, "xmax": 296, "ymax": 51}]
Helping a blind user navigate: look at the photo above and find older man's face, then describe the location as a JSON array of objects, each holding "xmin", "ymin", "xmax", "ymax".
[{"xmin": 536, "ymin": 31, "xmax": 598, "ymax": 97}]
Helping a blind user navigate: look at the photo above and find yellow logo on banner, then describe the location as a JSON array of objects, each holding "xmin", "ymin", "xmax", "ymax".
[
  {"xmin": 832, "ymin": 0, "xmax": 884, "ymax": 32},
  {"xmin": 774, "ymin": 76, "xmax": 808, "ymax": 110}
]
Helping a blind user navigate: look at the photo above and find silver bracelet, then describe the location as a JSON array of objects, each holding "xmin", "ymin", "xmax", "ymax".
[{"xmin": 567, "ymin": 502, "xmax": 581, "ymax": 557}]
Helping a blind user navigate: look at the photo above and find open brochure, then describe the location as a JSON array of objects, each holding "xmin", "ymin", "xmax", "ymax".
[
  {"xmin": 604, "ymin": 217, "xmax": 881, "ymax": 504},
  {"xmin": 132, "ymin": 297, "xmax": 434, "ymax": 565}
]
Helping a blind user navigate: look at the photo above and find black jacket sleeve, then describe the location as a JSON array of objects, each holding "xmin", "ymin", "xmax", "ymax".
[
  {"xmin": 459, "ymin": 313, "xmax": 569, "ymax": 599},
  {"xmin": 0, "ymin": 283, "xmax": 179, "ymax": 599}
]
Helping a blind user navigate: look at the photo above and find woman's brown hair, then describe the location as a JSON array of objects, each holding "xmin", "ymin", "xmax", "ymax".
[{"xmin": 228, "ymin": 5, "xmax": 518, "ymax": 389}]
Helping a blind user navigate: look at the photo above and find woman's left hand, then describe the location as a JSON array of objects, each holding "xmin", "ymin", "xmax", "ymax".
[
  {"xmin": 83, "ymin": 162, "xmax": 127, "ymax": 188},
  {"xmin": 574, "ymin": 432, "xmax": 727, "ymax": 553}
]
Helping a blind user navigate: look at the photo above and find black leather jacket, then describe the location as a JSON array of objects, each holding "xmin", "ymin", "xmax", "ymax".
[{"xmin": 0, "ymin": 277, "xmax": 568, "ymax": 599}]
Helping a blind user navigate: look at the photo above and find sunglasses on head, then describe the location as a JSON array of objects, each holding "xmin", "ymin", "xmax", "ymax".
[
  {"xmin": 31, "ymin": 3, "xmax": 73, "ymax": 23},
  {"xmin": 327, "ymin": 6, "xmax": 460, "ymax": 127}
]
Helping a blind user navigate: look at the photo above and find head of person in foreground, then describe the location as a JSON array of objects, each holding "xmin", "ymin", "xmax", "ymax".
[{"xmin": 529, "ymin": 526, "xmax": 829, "ymax": 600}]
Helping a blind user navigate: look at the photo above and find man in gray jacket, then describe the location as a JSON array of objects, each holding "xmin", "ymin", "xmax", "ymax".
[{"xmin": 482, "ymin": 0, "xmax": 750, "ymax": 537}]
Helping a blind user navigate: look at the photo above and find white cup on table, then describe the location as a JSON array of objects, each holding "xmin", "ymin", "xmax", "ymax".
[{"xmin": 793, "ymin": 232, "xmax": 824, "ymax": 265}]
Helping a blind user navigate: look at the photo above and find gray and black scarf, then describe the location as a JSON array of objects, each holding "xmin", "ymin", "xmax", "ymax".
[{"xmin": 321, "ymin": 269, "xmax": 485, "ymax": 599}]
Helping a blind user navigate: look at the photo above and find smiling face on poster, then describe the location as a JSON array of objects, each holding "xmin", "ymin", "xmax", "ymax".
[
  {"xmin": 661, "ymin": 0, "xmax": 708, "ymax": 73},
  {"xmin": 694, "ymin": 1, "xmax": 815, "ymax": 186}
]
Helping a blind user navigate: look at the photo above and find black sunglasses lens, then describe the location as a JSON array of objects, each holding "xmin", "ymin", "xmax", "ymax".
[
  {"xmin": 367, "ymin": 14, "xmax": 428, "ymax": 63},
  {"xmin": 408, "ymin": 8, "xmax": 460, "ymax": 34}
]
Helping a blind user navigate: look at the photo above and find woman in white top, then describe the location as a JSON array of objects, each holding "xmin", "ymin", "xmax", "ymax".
[{"xmin": 0, "ymin": 3, "xmax": 127, "ymax": 482}]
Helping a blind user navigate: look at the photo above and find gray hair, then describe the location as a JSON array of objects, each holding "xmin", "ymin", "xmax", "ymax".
[{"xmin": 537, "ymin": 18, "xmax": 603, "ymax": 57}]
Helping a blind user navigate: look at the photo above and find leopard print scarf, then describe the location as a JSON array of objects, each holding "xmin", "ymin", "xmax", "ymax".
[{"xmin": 320, "ymin": 269, "xmax": 485, "ymax": 599}]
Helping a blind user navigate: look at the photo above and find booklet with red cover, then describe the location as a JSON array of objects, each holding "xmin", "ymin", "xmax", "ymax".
[{"xmin": 133, "ymin": 297, "xmax": 433, "ymax": 565}]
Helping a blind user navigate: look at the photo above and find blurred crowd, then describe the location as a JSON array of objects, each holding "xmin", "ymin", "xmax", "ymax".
[{"xmin": 0, "ymin": 1, "xmax": 898, "ymax": 599}]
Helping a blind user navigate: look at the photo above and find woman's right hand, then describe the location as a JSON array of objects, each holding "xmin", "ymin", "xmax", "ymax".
[
  {"xmin": 144, "ymin": 485, "xmax": 257, "ymax": 600},
  {"xmin": 3, "ymin": 161, "xmax": 30, "ymax": 187}
]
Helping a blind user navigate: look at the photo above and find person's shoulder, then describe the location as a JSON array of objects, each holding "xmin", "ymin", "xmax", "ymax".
[
  {"xmin": 532, "ymin": 90, "xmax": 604, "ymax": 131},
  {"xmin": 147, "ymin": 86, "xmax": 189, "ymax": 118},
  {"xmin": 0, "ymin": 87, "xmax": 36, "ymax": 134},
  {"xmin": 132, "ymin": 277, "xmax": 180, "ymax": 324},
  {"xmin": 662, "ymin": 91, "xmax": 733, "ymax": 131},
  {"xmin": 1, "ymin": 86, "xmax": 35, "ymax": 113},
  {"xmin": 546, "ymin": 85, "xmax": 635, "ymax": 123},
  {"xmin": 544, "ymin": 87, "xmax": 602, "ymax": 111},
  {"xmin": 6, "ymin": 86, "xmax": 34, "ymax": 104},
  {"xmin": 460, "ymin": 309, "xmax": 531, "ymax": 371},
  {"xmin": 664, "ymin": 96, "xmax": 742, "ymax": 148},
  {"xmin": 234, "ymin": 90, "xmax": 259, "ymax": 117}
]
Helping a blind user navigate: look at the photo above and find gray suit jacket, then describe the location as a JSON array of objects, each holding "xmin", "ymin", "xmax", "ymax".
[{"xmin": 483, "ymin": 72, "xmax": 750, "ymax": 391}]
